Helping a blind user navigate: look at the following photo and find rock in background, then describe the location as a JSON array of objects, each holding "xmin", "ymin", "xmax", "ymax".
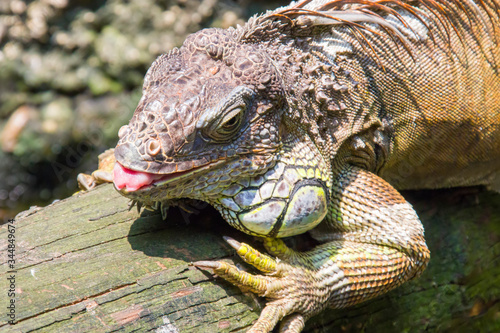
[{"xmin": 0, "ymin": 0, "xmax": 288, "ymax": 221}]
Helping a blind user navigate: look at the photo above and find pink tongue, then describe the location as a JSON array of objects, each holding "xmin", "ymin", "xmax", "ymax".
[{"xmin": 113, "ymin": 162, "xmax": 163, "ymax": 192}]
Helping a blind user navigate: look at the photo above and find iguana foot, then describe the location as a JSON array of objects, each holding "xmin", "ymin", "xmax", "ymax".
[
  {"xmin": 77, "ymin": 148, "xmax": 115, "ymax": 191},
  {"xmin": 194, "ymin": 236, "xmax": 329, "ymax": 333}
]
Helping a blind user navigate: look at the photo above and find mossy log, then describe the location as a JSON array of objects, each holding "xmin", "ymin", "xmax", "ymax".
[{"xmin": 0, "ymin": 184, "xmax": 499, "ymax": 332}]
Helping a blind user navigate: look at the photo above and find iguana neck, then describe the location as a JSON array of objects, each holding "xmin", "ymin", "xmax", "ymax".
[{"xmin": 260, "ymin": 28, "xmax": 383, "ymax": 169}]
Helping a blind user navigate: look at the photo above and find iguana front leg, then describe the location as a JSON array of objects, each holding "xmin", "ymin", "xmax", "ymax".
[
  {"xmin": 195, "ymin": 165, "xmax": 430, "ymax": 333},
  {"xmin": 77, "ymin": 148, "xmax": 115, "ymax": 191}
]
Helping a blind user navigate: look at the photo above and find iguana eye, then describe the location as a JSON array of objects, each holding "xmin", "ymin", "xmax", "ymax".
[
  {"xmin": 208, "ymin": 106, "xmax": 245, "ymax": 142},
  {"xmin": 196, "ymin": 86, "xmax": 255, "ymax": 142}
]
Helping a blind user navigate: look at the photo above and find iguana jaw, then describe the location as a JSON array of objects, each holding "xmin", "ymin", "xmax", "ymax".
[{"xmin": 113, "ymin": 159, "xmax": 227, "ymax": 193}]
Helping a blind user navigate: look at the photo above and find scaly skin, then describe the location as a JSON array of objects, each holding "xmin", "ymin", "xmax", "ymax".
[{"xmin": 80, "ymin": 1, "xmax": 500, "ymax": 332}]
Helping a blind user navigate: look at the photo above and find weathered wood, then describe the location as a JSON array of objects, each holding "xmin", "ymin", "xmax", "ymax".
[{"xmin": 0, "ymin": 184, "xmax": 499, "ymax": 332}]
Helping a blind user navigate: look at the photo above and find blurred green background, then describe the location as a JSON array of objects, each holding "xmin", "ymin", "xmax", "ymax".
[{"xmin": 0, "ymin": 0, "xmax": 288, "ymax": 222}]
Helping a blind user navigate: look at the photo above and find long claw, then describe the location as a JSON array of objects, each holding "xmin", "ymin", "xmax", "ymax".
[
  {"xmin": 193, "ymin": 260, "xmax": 270, "ymax": 295},
  {"xmin": 192, "ymin": 260, "xmax": 221, "ymax": 270},
  {"xmin": 223, "ymin": 235, "xmax": 242, "ymax": 249},
  {"xmin": 224, "ymin": 236, "xmax": 278, "ymax": 274}
]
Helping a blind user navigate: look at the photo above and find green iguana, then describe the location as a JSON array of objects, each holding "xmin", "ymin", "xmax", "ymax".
[{"xmin": 79, "ymin": 0, "xmax": 500, "ymax": 331}]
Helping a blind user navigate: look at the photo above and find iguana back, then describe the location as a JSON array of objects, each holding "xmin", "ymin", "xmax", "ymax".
[
  {"xmin": 369, "ymin": 1, "xmax": 500, "ymax": 190},
  {"xmin": 271, "ymin": 0, "xmax": 500, "ymax": 191}
]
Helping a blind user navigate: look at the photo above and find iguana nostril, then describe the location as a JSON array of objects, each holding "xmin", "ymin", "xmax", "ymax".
[
  {"xmin": 118, "ymin": 125, "xmax": 129, "ymax": 138},
  {"xmin": 147, "ymin": 139, "xmax": 161, "ymax": 156},
  {"xmin": 147, "ymin": 113, "xmax": 155, "ymax": 123}
]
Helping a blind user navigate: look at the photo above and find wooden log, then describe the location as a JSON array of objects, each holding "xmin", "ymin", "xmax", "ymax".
[{"xmin": 1, "ymin": 184, "xmax": 499, "ymax": 332}]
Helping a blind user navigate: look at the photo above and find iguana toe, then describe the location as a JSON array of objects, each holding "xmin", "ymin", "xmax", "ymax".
[
  {"xmin": 77, "ymin": 148, "xmax": 116, "ymax": 191},
  {"xmin": 194, "ymin": 237, "xmax": 328, "ymax": 333}
]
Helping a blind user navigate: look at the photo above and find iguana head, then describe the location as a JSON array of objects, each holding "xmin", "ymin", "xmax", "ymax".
[
  {"xmin": 113, "ymin": 25, "xmax": 331, "ymax": 238},
  {"xmin": 113, "ymin": 27, "xmax": 286, "ymax": 205}
]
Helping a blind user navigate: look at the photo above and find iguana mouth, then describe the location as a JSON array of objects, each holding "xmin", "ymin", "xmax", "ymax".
[
  {"xmin": 113, "ymin": 162, "xmax": 201, "ymax": 192},
  {"xmin": 113, "ymin": 159, "xmax": 228, "ymax": 193}
]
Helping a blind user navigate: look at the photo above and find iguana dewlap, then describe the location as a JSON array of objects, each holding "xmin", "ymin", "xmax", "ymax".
[{"xmin": 80, "ymin": 1, "xmax": 500, "ymax": 332}]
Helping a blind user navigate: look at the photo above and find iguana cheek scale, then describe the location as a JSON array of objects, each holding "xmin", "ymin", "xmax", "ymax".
[{"xmin": 78, "ymin": 0, "xmax": 500, "ymax": 332}]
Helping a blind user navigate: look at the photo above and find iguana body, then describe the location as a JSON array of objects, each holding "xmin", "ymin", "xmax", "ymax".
[{"xmin": 81, "ymin": 1, "xmax": 500, "ymax": 332}]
